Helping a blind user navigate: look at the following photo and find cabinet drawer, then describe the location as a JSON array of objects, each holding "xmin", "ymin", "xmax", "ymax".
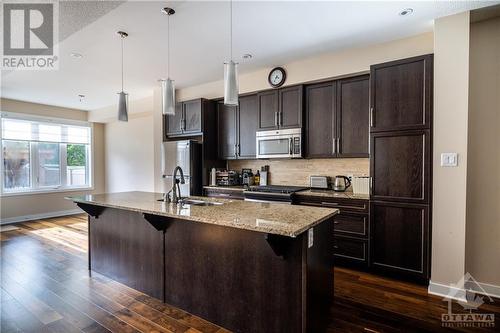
[
  {"xmin": 295, "ymin": 196, "xmax": 369, "ymax": 213},
  {"xmin": 333, "ymin": 237, "xmax": 367, "ymax": 263},
  {"xmin": 204, "ymin": 189, "xmax": 244, "ymax": 200},
  {"xmin": 333, "ymin": 214, "xmax": 368, "ymax": 237}
]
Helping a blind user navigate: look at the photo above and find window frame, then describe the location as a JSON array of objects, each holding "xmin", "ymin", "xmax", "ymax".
[{"xmin": 0, "ymin": 112, "xmax": 94, "ymax": 197}]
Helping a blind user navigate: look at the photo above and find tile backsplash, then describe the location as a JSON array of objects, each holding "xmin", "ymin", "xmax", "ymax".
[{"xmin": 227, "ymin": 158, "xmax": 369, "ymax": 186}]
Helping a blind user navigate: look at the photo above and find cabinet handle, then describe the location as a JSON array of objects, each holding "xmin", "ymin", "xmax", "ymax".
[
  {"xmin": 336, "ymin": 138, "xmax": 340, "ymax": 155},
  {"xmin": 333, "ymin": 245, "xmax": 339, "ymax": 249},
  {"xmin": 274, "ymin": 111, "xmax": 278, "ymax": 127},
  {"xmin": 180, "ymin": 119, "xmax": 184, "ymax": 132},
  {"xmin": 321, "ymin": 202, "xmax": 339, "ymax": 207},
  {"xmin": 279, "ymin": 111, "xmax": 283, "ymax": 126},
  {"xmin": 332, "ymin": 138, "xmax": 336, "ymax": 155},
  {"xmin": 370, "ymin": 107, "xmax": 374, "ymax": 127}
]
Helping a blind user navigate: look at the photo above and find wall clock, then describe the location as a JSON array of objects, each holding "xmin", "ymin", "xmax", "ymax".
[{"xmin": 268, "ymin": 67, "xmax": 286, "ymax": 88}]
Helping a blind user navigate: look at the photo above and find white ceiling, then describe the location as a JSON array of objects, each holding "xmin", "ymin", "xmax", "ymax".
[{"xmin": 2, "ymin": 0, "xmax": 498, "ymax": 111}]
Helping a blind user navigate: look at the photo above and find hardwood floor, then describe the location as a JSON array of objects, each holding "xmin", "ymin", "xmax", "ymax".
[{"xmin": 1, "ymin": 214, "xmax": 499, "ymax": 333}]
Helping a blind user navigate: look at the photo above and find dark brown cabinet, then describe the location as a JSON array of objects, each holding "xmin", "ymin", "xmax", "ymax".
[
  {"xmin": 183, "ymin": 99, "xmax": 203, "ymax": 134},
  {"xmin": 294, "ymin": 194, "xmax": 370, "ymax": 268},
  {"xmin": 217, "ymin": 94, "xmax": 259, "ymax": 160},
  {"xmin": 166, "ymin": 103, "xmax": 184, "ymax": 136},
  {"xmin": 337, "ymin": 75, "xmax": 370, "ymax": 157},
  {"xmin": 305, "ymin": 82, "xmax": 335, "ymax": 158},
  {"xmin": 370, "ymin": 55, "xmax": 433, "ymax": 132},
  {"xmin": 165, "ymin": 98, "xmax": 206, "ymax": 137},
  {"xmin": 217, "ymin": 101, "xmax": 238, "ymax": 159},
  {"xmin": 369, "ymin": 54, "xmax": 433, "ymax": 283},
  {"xmin": 371, "ymin": 130, "xmax": 430, "ymax": 204},
  {"xmin": 370, "ymin": 201, "xmax": 430, "ymax": 279},
  {"xmin": 238, "ymin": 94, "xmax": 259, "ymax": 158},
  {"xmin": 305, "ymin": 75, "xmax": 369, "ymax": 158},
  {"xmin": 258, "ymin": 85, "xmax": 303, "ymax": 130}
]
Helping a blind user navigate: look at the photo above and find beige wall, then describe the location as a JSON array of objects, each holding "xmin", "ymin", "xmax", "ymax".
[
  {"xmin": 177, "ymin": 32, "xmax": 433, "ymax": 101},
  {"xmin": 104, "ymin": 114, "xmax": 155, "ymax": 193},
  {"xmin": 431, "ymin": 12, "xmax": 470, "ymax": 287},
  {"xmin": 0, "ymin": 98, "xmax": 105, "ymax": 222},
  {"xmin": 228, "ymin": 159, "xmax": 369, "ymax": 187},
  {"xmin": 465, "ymin": 17, "xmax": 500, "ymax": 286}
]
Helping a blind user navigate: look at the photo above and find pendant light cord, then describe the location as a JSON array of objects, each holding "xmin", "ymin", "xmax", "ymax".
[
  {"xmin": 121, "ymin": 35, "xmax": 124, "ymax": 92},
  {"xmin": 230, "ymin": 0, "xmax": 233, "ymax": 61},
  {"xmin": 167, "ymin": 13, "xmax": 170, "ymax": 78}
]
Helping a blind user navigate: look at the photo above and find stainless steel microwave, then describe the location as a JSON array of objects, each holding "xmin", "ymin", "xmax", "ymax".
[{"xmin": 256, "ymin": 128, "xmax": 302, "ymax": 159}]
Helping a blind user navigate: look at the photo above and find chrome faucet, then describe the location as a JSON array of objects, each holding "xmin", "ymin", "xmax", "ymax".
[{"xmin": 164, "ymin": 166, "xmax": 185, "ymax": 204}]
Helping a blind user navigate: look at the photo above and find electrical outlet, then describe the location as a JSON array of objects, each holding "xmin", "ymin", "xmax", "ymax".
[{"xmin": 441, "ymin": 153, "xmax": 458, "ymax": 167}]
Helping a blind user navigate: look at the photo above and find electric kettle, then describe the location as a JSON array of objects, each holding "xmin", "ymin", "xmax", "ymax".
[{"xmin": 333, "ymin": 176, "xmax": 351, "ymax": 192}]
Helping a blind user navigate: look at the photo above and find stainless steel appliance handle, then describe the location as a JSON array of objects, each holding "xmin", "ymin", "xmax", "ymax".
[
  {"xmin": 289, "ymin": 138, "xmax": 293, "ymax": 155},
  {"xmin": 234, "ymin": 144, "xmax": 237, "ymax": 157}
]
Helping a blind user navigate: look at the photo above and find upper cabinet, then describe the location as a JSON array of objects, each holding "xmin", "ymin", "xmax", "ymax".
[
  {"xmin": 305, "ymin": 75, "xmax": 369, "ymax": 158},
  {"xmin": 217, "ymin": 94, "xmax": 259, "ymax": 160},
  {"xmin": 257, "ymin": 85, "xmax": 303, "ymax": 130},
  {"xmin": 165, "ymin": 98, "xmax": 208, "ymax": 138},
  {"xmin": 305, "ymin": 82, "xmax": 336, "ymax": 158},
  {"xmin": 238, "ymin": 94, "xmax": 259, "ymax": 158},
  {"xmin": 370, "ymin": 55, "xmax": 433, "ymax": 132},
  {"xmin": 336, "ymin": 75, "xmax": 370, "ymax": 157}
]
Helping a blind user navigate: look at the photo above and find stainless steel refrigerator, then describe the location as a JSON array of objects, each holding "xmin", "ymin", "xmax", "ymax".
[{"xmin": 161, "ymin": 140, "xmax": 202, "ymax": 197}]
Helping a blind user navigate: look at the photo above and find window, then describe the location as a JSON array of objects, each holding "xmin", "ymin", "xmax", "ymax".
[{"xmin": 1, "ymin": 113, "xmax": 92, "ymax": 194}]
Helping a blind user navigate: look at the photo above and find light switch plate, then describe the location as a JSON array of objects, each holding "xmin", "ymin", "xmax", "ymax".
[{"xmin": 441, "ymin": 153, "xmax": 458, "ymax": 167}]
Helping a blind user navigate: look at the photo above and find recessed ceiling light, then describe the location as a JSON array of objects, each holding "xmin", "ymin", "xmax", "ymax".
[
  {"xmin": 242, "ymin": 54, "xmax": 253, "ymax": 60},
  {"xmin": 70, "ymin": 52, "xmax": 83, "ymax": 59},
  {"xmin": 399, "ymin": 8, "xmax": 414, "ymax": 16}
]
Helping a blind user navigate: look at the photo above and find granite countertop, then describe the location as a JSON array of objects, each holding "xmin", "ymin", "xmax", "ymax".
[
  {"xmin": 68, "ymin": 191, "xmax": 338, "ymax": 238},
  {"xmin": 296, "ymin": 189, "xmax": 370, "ymax": 200}
]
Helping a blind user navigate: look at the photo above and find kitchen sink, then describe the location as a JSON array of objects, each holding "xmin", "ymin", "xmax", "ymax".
[
  {"xmin": 157, "ymin": 198, "xmax": 223, "ymax": 206},
  {"xmin": 181, "ymin": 199, "xmax": 224, "ymax": 206}
]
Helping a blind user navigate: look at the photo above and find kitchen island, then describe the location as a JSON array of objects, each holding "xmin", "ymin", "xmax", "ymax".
[{"xmin": 68, "ymin": 191, "xmax": 338, "ymax": 333}]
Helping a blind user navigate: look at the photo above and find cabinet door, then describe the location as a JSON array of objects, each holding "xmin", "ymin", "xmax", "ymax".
[
  {"xmin": 305, "ymin": 82, "xmax": 335, "ymax": 158},
  {"xmin": 183, "ymin": 99, "xmax": 202, "ymax": 134},
  {"xmin": 238, "ymin": 94, "xmax": 258, "ymax": 159},
  {"xmin": 370, "ymin": 54, "xmax": 433, "ymax": 131},
  {"xmin": 337, "ymin": 75, "xmax": 369, "ymax": 157},
  {"xmin": 166, "ymin": 103, "xmax": 184, "ymax": 136},
  {"xmin": 279, "ymin": 85, "xmax": 303, "ymax": 129},
  {"xmin": 257, "ymin": 90, "xmax": 279, "ymax": 130},
  {"xmin": 217, "ymin": 102, "xmax": 238, "ymax": 159},
  {"xmin": 370, "ymin": 130, "xmax": 430, "ymax": 204},
  {"xmin": 370, "ymin": 201, "xmax": 430, "ymax": 280}
]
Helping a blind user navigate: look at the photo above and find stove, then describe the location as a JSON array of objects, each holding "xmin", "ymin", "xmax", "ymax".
[{"xmin": 244, "ymin": 185, "xmax": 308, "ymax": 204}]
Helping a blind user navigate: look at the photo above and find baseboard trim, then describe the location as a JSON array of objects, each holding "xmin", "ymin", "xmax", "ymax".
[
  {"xmin": 0, "ymin": 209, "xmax": 82, "ymax": 225},
  {"xmin": 429, "ymin": 280, "xmax": 500, "ymax": 301}
]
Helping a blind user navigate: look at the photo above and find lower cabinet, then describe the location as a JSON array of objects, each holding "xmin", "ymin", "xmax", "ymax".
[
  {"xmin": 294, "ymin": 195, "xmax": 370, "ymax": 268},
  {"xmin": 370, "ymin": 201, "xmax": 430, "ymax": 282}
]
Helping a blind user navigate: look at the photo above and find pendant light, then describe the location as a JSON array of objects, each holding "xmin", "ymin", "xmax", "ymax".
[
  {"xmin": 117, "ymin": 31, "xmax": 129, "ymax": 122},
  {"xmin": 224, "ymin": 0, "xmax": 238, "ymax": 106},
  {"xmin": 160, "ymin": 7, "xmax": 176, "ymax": 115}
]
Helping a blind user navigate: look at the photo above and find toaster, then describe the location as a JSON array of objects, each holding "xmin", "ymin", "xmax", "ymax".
[{"xmin": 310, "ymin": 176, "xmax": 329, "ymax": 189}]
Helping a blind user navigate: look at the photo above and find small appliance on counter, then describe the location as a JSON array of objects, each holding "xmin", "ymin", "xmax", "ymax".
[
  {"xmin": 241, "ymin": 168, "xmax": 255, "ymax": 186},
  {"xmin": 216, "ymin": 170, "xmax": 239, "ymax": 186},
  {"xmin": 352, "ymin": 176, "xmax": 370, "ymax": 195},
  {"xmin": 259, "ymin": 165, "xmax": 269, "ymax": 186},
  {"xmin": 309, "ymin": 176, "xmax": 329, "ymax": 189},
  {"xmin": 333, "ymin": 175, "xmax": 351, "ymax": 192}
]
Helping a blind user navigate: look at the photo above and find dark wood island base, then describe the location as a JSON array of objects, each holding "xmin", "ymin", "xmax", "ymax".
[{"xmin": 72, "ymin": 193, "xmax": 336, "ymax": 333}]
